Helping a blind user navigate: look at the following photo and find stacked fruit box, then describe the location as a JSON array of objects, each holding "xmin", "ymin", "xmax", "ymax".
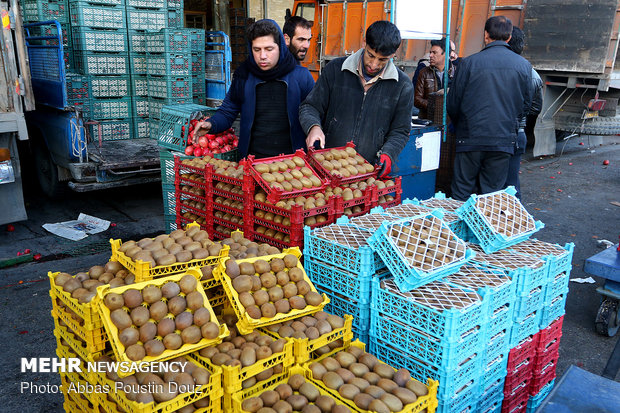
[
  {"xmin": 190, "ymin": 29, "xmax": 207, "ymax": 105},
  {"xmin": 166, "ymin": 0, "xmax": 184, "ymax": 29}
]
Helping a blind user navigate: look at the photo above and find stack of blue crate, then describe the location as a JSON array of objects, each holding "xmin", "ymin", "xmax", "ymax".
[{"xmin": 190, "ymin": 29, "xmax": 206, "ymax": 105}]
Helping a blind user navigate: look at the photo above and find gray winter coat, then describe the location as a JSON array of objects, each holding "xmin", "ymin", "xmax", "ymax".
[{"xmin": 299, "ymin": 49, "xmax": 414, "ymax": 163}]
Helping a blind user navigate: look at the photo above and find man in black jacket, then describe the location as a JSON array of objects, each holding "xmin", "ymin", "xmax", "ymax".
[
  {"xmin": 299, "ymin": 21, "xmax": 414, "ymax": 178},
  {"xmin": 447, "ymin": 16, "xmax": 532, "ymax": 200}
]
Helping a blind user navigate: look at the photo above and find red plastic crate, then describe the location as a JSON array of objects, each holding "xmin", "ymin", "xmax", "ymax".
[
  {"xmin": 533, "ymin": 338, "xmax": 560, "ymax": 373},
  {"xmin": 535, "ymin": 315, "xmax": 564, "ymax": 351},
  {"xmin": 504, "ymin": 359, "xmax": 534, "ymax": 395},
  {"xmin": 247, "ymin": 149, "xmax": 329, "ymax": 203},
  {"xmin": 250, "ymin": 231, "xmax": 303, "ymax": 250},
  {"xmin": 375, "ymin": 191, "xmax": 402, "ymax": 209},
  {"xmin": 213, "ymin": 199, "xmax": 244, "ymax": 217},
  {"xmin": 306, "ymin": 141, "xmax": 378, "ymax": 186},
  {"xmin": 507, "ymin": 335, "xmax": 537, "ymax": 370},
  {"xmin": 375, "ymin": 175, "xmax": 403, "ymax": 197},
  {"xmin": 501, "ymin": 387, "xmax": 530, "ymax": 413},
  {"xmin": 334, "ymin": 193, "xmax": 372, "ymax": 218},
  {"xmin": 530, "ymin": 362, "xmax": 557, "ymax": 395},
  {"xmin": 177, "ymin": 214, "xmax": 212, "ymax": 234}
]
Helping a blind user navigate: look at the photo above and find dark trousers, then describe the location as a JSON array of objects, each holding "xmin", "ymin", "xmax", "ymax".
[
  {"xmin": 505, "ymin": 130, "xmax": 527, "ymax": 199},
  {"xmin": 451, "ymin": 151, "xmax": 512, "ymax": 201}
]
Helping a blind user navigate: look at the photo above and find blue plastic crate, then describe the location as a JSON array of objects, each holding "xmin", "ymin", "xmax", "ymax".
[
  {"xmin": 147, "ymin": 76, "xmax": 192, "ymax": 100},
  {"xmin": 134, "ymin": 116, "xmax": 149, "ymax": 139},
  {"xmin": 73, "ymin": 50, "xmax": 129, "ymax": 75},
  {"xmin": 480, "ymin": 364, "xmax": 506, "ymax": 400},
  {"xmin": 305, "ymin": 257, "xmax": 373, "ymax": 304},
  {"xmin": 468, "ymin": 243, "xmax": 549, "ymax": 296},
  {"xmin": 87, "ymin": 118, "xmax": 133, "ymax": 140},
  {"xmin": 508, "ymin": 240, "xmax": 574, "ymax": 283},
  {"xmin": 91, "ymin": 97, "xmax": 132, "ymax": 119},
  {"xmin": 146, "ymin": 28, "xmax": 192, "ymax": 54},
  {"xmin": 484, "ymin": 326, "xmax": 510, "ymax": 365},
  {"xmin": 370, "ymin": 313, "xmax": 485, "ymax": 371},
  {"xmin": 335, "ymin": 212, "xmax": 394, "ymax": 232},
  {"xmin": 315, "ymin": 285, "xmax": 371, "ymax": 334},
  {"xmin": 192, "ymin": 52, "xmax": 206, "ymax": 75},
  {"xmin": 126, "ymin": 7, "xmax": 167, "ymax": 31},
  {"xmin": 65, "ymin": 73, "xmax": 91, "ymax": 104},
  {"xmin": 159, "ymin": 149, "xmax": 189, "ymax": 185},
  {"xmin": 369, "ymin": 336, "xmax": 483, "ymax": 400},
  {"xmin": 304, "ymin": 225, "xmax": 385, "ymax": 276},
  {"xmin": 481, "ymin": 351, "xmax": 508, "ymax": 388},
  {"xmin": 164, "ymin": 212, "xmax": 180, "ymax": 232},
  {"xmin": 352, "ymin": 328, "xmax": 369, "ymax": 345},
  {"xmin": 72, "ymin": 27, "xmax": 127, "ymax": 53},
  {"xmin": 368, "ymin": 212, "xmax": 474, "ymax": 291},
  {"xmin": 132, "ymin": 96, "xmax": 149, "ymax": 118},
  {"xmin": 408, "ymin": 197, "xmax": 469, "ymax": 240},
  {"xmin": 149, "ymin": 118, "xmax": 160, "ymax": 140},
  {"xmin": 544, "ymin": 270, "xmax": 570, "ymax": 302},
  {"xmin": 24, "ymin": 0, "xmax": 69, "ymax": 23},
  {"xmin": 193, "ymin": 94, "xmax": 206, "ymax": 106},
  {"xmin": 192, "ymin": 75, "xmax": 206, "ymax": 96},
  {"xmin": 162, "ymin": 182, "xmax": 175, "ymax": 216},
  {"xmin": 156, "ymin": 103, "xmax": 215, "ymax": 151},
  {"xmin": 91, "ymin": 75, "xmax": 131, "ymax": 98},
  {"xmin": 456, "ymin": 187, "xmax": 544, "ymax": 254},
  {"xmin": 487, "ymin": 302, "xmax": 514, "ymax": 339},
  {"xmin": 513, "ymin": 283, "xmax": 545, "ymax": 320},
  {"xmin": 510, "ymin": 310, "xmax": 541, "ymax": 347},
  {"xmin": 128, "ymin": 30, "xmax": 147, "ymax": 53},
  {"xmin": 147, "ymin": 53, "xmax": 191, "ymax": 76},
  {"xmin": 478, "ymin": 384, "xmax": 504, "ymax": 413},
  {"xmin": 436, "ymin": 384, "xmax": 480, "ymax": 413},
  {"xmin": 189, "ymin": 29, "xmax": 206, "ymax": 53},
  {"xmin": 127, "ymin": 0, "xmax": 164, "ymax": 7},
  {"xmin": 539, "ymin": 289, "xmax": 568, "ymax": 329},
  {"xmin": 130, "ymin": 74, "xmax": 148, "ymax": 96},
  {"xmin": 526, "ymin": 379, "xmax": 555, "ymax": 412},
  {"xmin": 129, "ymin": 52, "xmax": 147, "ymax": 75},
  {"xmin": 371, "ymin": 277, "xmax": 486, "ymax": 343},
  {"xmin": 167, "ymin": 7, "xmax": 183, "ymax": 28},
  {"xmin": 69, "ymin": 3, "xmax": 126, "ymax": 29}
]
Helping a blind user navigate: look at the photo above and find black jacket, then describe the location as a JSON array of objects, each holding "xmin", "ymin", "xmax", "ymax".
[
  {"xmin": 299, "ymin": 49, "xmax": 414, "ymax": 163},
  {"xmin": 447, "ymin": 41, "xmax": 532, "ymax": 150}
]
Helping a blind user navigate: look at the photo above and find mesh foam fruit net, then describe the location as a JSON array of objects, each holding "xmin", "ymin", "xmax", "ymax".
[
  {"xmin": 312, "ymin": 224, "xmax": 374, "ymax": 249},
  {"xmin": 381, "ymin": 278, "xmax": 480, "ymax": 310},
  {"xmin": 468, "ymin": 243, "xmax": 545, "ymax": 270},
  {"xmin": 474, "ymin": 191, "xmax": 535, "ymax": 237},
  {"xmin": 348, "ymin": 213, "xmax": 393, "ymax": 230},
  {"xmin": 509, "ymin": 239, "xmax": 567, "ymax": 257},
  {"xmin": 387, "ymin": 215, "xmax": 466, "ymax": 271},
  {"xmin": 385, "ymin": 204, "xmax": 433, "ymax": 218},
  {"xmin": 421, "ymin": 197, "xmax": 464, "ymax": 212},
  {"xmin": 446, "ymin": 265, "xmax": 508, "ymax": 289}
]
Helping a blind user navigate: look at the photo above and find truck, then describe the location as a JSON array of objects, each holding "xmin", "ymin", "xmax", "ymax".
[
  {"xmin": 0, "ymin": 1, "xmax": 160, "ymax": 225},
  {"xmin": 290, "ymin": 0, "xmax": 620, "ymax": 156}
]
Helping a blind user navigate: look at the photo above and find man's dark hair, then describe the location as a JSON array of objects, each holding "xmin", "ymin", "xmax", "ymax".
[
  {"xmin": 283, "ymin": 16, "xmax": 312, "ymax": 39},
  {"xmin": 246, "ymin": 19, "xmax": 280, "ymax": 44},
  {"xmin": 508, "ymin": 26, "xmax": 524, "ymax": 55},
  {"xmin": 484, "ymin": 15, "xmax": 513, "ymax": 41},
  {"xmin": 365, "ymin": 20, "xmax": 401, "ymax": 55},
  {"xmin": 430, "ymin": 38, "xmax": 446, "ymax": 54}
]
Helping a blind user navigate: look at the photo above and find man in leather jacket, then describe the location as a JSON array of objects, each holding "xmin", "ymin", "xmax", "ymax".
[{"xmin": 414, "ymin": 38, "xmax": 454, "ymax": 120}]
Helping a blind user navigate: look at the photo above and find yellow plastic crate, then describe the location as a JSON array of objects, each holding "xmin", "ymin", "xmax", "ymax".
[
  {"xmin": 96, "ymin": 269, "xmax": 229, "ymax": 375},
  {"xmin": 191, "ymin": 334, "xmax": 295, "ymax": 394},
  {"xmin": 212, "ymin": 247, "xmax": 329, "ymax": 334},
  {"xmin": 55, "ymin": 337, "xmax": 98, "ymax": 386},
  {"xmin": 302, "ymin": 340, "xmax": 439, "ymax": 413},
  {"xmin": 95, "ymin": 354, "xmax": 223, "ymax": 413},
  {"xmin": 49, "ymin": 271, "xmax": 104, "ymax": 330},
  {"xmin": 230, "ymin": 365, "xmax": 355, "ymax": 412},
  {"xmin": 110, "ymin": 223, "xmax": 230, "ymax": 282},
  {"xmin": 51, "ymin": 304, "xmax": 107, "ymax": 354},
  {"xmin": 260, "ymin": 314, "xmax": 354, "ymax": 364},
  {"xmin": 54, "ymin": 319, "xmax": 103, "ymax": 364},
  {"xmin": 61, "ymin": 375, "xmax": 100, "ymax": 413}
]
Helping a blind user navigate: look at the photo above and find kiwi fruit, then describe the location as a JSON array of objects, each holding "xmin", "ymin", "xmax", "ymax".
[
  {"xmin": 157, "ymin": 317, "xmax": 176, "ymax": 337},
  {"xmin": 201, "ymin": 322, "xmax": 220, "ymax": 339},
  {"xmin": 233, "ymin": 275, "xmax": 253, "ymax": 293},
  {"xmin": 406, "ymin": 379, "xmax": 428, "ymax": 396},
  {"xmin": 185, "ymin": 291, "xmax": 204, "ymax": 310},
  {"xmin": 130, "ymin": 306, "xmax": 150, "ymax": 326},
  {"xmin": 175, "ymin": 311, "xmax": 194, "ymax": 330},
  {"xmin": 161, "ymin": 282, "xmax": 181, "ymax": 298},
  {"xmin": 322, "ymin": 372, "xmax": 344, "ymax": 390},
  {"xmin": 149, "ymin": 301, "xmax": 168, "ymax": 321},
  {"xmin": 353, "ymin": 393, "xmax": 374, "ymax": 410},
  {"xmin": 289, "ymin": 296, "xmax": 307, "ymax": 310},
  {"xmin": 119, "ymin": 327, "xmax": 139, "ymax": 347},
  {"xmin": 253, "ymin": 289, "xmax": 270, "ymax": 306},
  {"xmin": 304, "ymin": 291, "xmax": 323, "ymax": 306},
  {"xmin": 377, "ymin": 378, "xmax": 399, "ymax": 393},
  {"xmin": 295, "ymin": 280, "xmax": 311, "ymax": 296},
  {"xmin": 286, "ymin": 395, "xmax": 308, "ymax": 411},
  {"xmin": 168, "ymin": 296, "xmax": 187, "ymax": 315},
  {"xmin": 104, "ymin": 293, "xmax": 124, "ymax": 310},
  {"xmin": 393, "ymin": 368, "xmax": 412, "ymax": 387},
  {"xmin": 163, "ymin": 333, "xmax": 183, "ymax": 350},
  {"xmin": 393, "ymin": 387, "xmax": 418, "ymax": 404},
  {"xmin": 239, "ymin": 262, "xmax": 256, "ymax": 275},
  {"xmin": 139, "ymin": 322, "xmax": 157, "ymax": 343},
  {"xmin": 373, "ymin": 363, "xmax": 395, "ymax": 379},
  {"xmin": 144, "ymin": 339, "xmax": 165, "ymax": 357},
  {"xmin": 261, "ymin": 302, "xmax": 277, "ymax": 318},
  {"xmin": 368, "ymin": 399, "xmax": 390, "ymax": 413},
  {"xmin": 181, "ymin": 325, "xmax": 202, "ymax": 344},
  {"xmin": 274, "ymin": 299, "xmax": 290, "ymax": 314},
  {"xmin": 283, "ymin": 254, "xmax": 298, "ymax": 268},
  {"xmin": 288, "ymin": 267, "xmax": 304, "ymax": 282},
  {"xmin": 246, "ymin": 305, "xmax": 262, "ymax": 319},
  {"xmin": 110, "ymin": 309, "xmax": 132, "ymax": 330},
  {"xmin": 125, "ymin": 343, "xmax": 146, "ymax": 361}
]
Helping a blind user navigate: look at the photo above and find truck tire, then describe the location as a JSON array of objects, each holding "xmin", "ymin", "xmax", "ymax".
[
  {"xmin": 554, "ymin": 114, "xmax": 620, "ymax": 135},
  {"xmin": 32, "ymin": 141, "xmax": 66, "ymax": 199}
]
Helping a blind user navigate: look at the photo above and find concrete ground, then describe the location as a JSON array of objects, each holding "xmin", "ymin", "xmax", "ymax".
[{"xmin": 0, "ymin": 135, "xmax": 618, "ymax": 412}]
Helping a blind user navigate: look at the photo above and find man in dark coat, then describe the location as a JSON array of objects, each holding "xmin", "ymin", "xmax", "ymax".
[
  {"xmin": 447, "ymin": 16, "xmax": 532, "ymax": 200},
  {"xmin": 299, "ymin": 21, "xmax": 414, "ymax": 178},
  {"xmin": 194, "ymin": 19, "xmax": 314, "ymax": 158},
  {"xmin": 414, "ymin": 38, "xmax": 455, "ymax": 120}
]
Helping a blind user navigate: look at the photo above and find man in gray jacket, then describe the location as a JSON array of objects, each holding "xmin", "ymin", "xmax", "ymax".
[{"xmin": 299, "ymin": 21, "xmax": 414, "ymax": 178}]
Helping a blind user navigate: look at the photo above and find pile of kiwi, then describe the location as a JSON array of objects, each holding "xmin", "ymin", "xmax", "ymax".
[
  {"xmin": 263, "ymin": 311, "xmax": 343, "ymax": 342},
  {"xmin": 347, "ymin": 213, "xmax": 392, "ymax": 231},
  {"xmin": 224, "ymin": 254, "xmax": 325, "ymax": 320},
  {"xmin": 420, "ymin": 197, "xmax": 464, "ymax": 212},
  {"xmin": 308, "ymin": 347, "xmax": 428, "ymax": 412},
  {"xmin": 312, "ymin": 147, "xmax": 375, "ymax": 179},
  {"xmin": 312, "ymin": 225, "xmax": 374, "ymax": 250},
  {"xmin": 384, "ymin": 204, "xmax": 433, "ymax": 219},
  {"xmin": 388, "ymin": 216, "xmax": 466, "ymax": 271},
  {"xmin": 198, "ymin": 314, "xmax": 288, "ymax": 389},
  {"xmin": 241, "ymin": 373, "xmax": 352, "ymax": 413},
  {"xmin": 54, "ymin": 261, "xmax": 133, "ymax": 304},
  {"xmin": 220, "ymin": 231, "xmax": 281, "ymax": 260},
  {"xmin": 97, "ymin": 354, "xmax": 213, "ymax": 406},
  {"xmin": 180, "ymin": 156, "xmax": 244, "ymax": 180},
  {"xmin": 476, "ymin": 191, "xmax": 535, "ymax": 237},
  {"xmin": 214, "ymin": 210, "xmax": 244, "ymax": 227},
  {"xmin": 381, "ymin": 277, "xmax": 480, "ymax": 310},
  {"xmin": 104, "ymin": 274, "xmax": 221, "ymax": 361},
  {"xmin": 214, "ymin": 195, "xmax": 244, "ymax": 211},
  {"xmin": 118, "ymin": 226, "xmax": 224, "ymax": 268},
  {"xmin": 446, "ymin": 265, "xmax": 507, "ymax": 290},
  {"xmin": 253, "ymin": 156, "xmax": 323, "ymax": 192}
]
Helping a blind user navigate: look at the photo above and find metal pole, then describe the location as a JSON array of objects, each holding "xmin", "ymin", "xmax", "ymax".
[{"xmin": 442, "ymin": 0, "xmax": 452, "ymax": 142}]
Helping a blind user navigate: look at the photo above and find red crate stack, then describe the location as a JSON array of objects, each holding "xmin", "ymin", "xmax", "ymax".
[
  {"xmin": 529, "ymin": 316, "xmax": 563, "ymax": 395},
  {"xmin": 373, "ymin": 175, "xmax": 403, "ymax": 208},
  {"xmin": 503, "ymin": 335, "xmax": 537, "ymax": 411}
]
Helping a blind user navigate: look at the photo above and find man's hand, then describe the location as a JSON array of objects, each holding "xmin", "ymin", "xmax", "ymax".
[
  {"xmin": 191, "ymin": 120, "xmax": 212, "ymax": 144},
  {"xmin": 377, "ymin": 153, "xmax": 392, "ymax": 178},
  {"xmin": 306, "ymin": 125, "xmax": 325, "ymax": 149}
]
